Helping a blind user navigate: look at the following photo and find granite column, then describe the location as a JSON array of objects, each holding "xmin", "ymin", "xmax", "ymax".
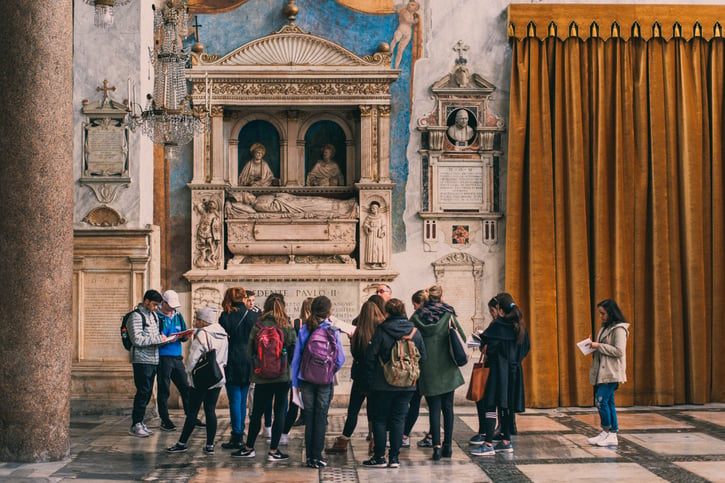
[{"xmin": 0, "ymin": 0, "xmax": 73, "ymax": 461}]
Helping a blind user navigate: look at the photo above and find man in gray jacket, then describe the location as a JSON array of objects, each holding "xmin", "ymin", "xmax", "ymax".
[{"xmin": 127, "ymin": 290, "xmax": 168, "ymax": 437}]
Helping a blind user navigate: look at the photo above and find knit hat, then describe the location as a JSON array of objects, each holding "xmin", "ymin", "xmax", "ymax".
[{"xmin": 195, "ymin": 306, "xmax": 217, "ymax": 325}]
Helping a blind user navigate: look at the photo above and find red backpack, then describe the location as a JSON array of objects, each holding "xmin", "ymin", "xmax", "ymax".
[{"xmin": 253, "ymin": 322, "xmax": 287, "ymax": 378}]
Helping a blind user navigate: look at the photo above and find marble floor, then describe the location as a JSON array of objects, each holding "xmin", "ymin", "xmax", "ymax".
[{"xmin": 1, "ymin": 404, "xmax": 724, "ymax": 482}]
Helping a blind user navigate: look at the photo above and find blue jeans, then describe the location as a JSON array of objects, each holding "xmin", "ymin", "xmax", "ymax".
[
  {"xmin": 132, "ymin": 363, "xmax": 157, "ymax": 425},
  {"xmin": 225, "ymin": 383, "xmax": 250, "ymax": 436},
  {"xmin": 300, "ymin": 381, "xmax": 333, "ymax": 461},
  {"xmin": 595, "ymin": 383, "xmax": 619, "ymax": 432},
  {"xmin": 368, "ymin": 390, "xmax": 414, "ymax": 460}
]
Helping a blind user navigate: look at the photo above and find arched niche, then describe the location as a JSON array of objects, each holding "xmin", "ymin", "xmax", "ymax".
[
  {"xmin": 298, "ymin": 112, "xmax": 355, "ymax": 186},
  {"xmin": 228, "ymin": 113, "xmax": 287, "ymax": 186}
]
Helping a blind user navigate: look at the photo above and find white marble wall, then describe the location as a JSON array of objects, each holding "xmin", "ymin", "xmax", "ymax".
[{"xmin": 73, "ymin": 0, "xmax": 155, "ymax": 229}]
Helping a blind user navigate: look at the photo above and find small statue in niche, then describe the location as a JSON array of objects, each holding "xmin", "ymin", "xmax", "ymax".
[
  {"xmin": 194, "ymin": 198, "xmax": 222, "ymax": 267},
  {"xmin": 447, "ymin": 109, "xmax": 474, "ymax": 146},
  {"xmin": 306, "ymin": 144, "xmax": 345, "ymax": 187},
  {"xmin": 390, "ymin": 1, "xmax": 420, "ymax": 69},
  {"xmin": 363, "ymin": 201, "xmax": 388, "ymax": 269},
  {"xmin": 238, "ymin": 143, "xmax": 276, "ymax": 187}
]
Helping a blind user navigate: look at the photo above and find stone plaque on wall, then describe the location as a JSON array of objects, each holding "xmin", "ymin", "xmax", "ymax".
[{"xmin": 438, "ymin": 163, "xmax": 483, "ymax": 210}]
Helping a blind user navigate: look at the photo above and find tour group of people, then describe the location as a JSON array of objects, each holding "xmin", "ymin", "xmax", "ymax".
[{"xmin": 125, "ymin": 284, "xmax": 629, "ymax": 467}]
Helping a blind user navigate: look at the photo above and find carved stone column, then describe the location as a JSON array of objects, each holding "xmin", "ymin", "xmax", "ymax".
[
  {"xmin": 0, "ymin": 0, "xmax": 73, "ymax": 462},
  {"xmin": 210, "ymin": 105, "xmax": 225, "ymax": 183},
  {"xmin": 377, "ymin": 106, "xmax": 391, "ymax": 182},
  {"xmin": 359, "ymin": 105, "xmax": 373, "ymax": 181}
]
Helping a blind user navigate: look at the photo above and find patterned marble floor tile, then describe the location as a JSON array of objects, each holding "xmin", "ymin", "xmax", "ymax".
[
  {"xmin": 674, "ymin": 461, "xmax": 725, "ymax": 482},
  {"xmin": 503, "ymin": 434, "xmax": 599, "ymax": 460},
  {"xmin": 574, "ymin": 412, "xmax": 693, "ymax": 430},
  {"xmin": 622, "ymin": 432, "xmax": 725, "ymax": 455},
  {"xmin": 356, "ymin": 460, "xmax": 492, "ymax": 483},
  {"xmin": 517, "ymin": 462, "xmax": 667, "ymax": 482},
  {"xmin": 680, "ymin": 410, "xmax": 725, "ymax": 428},
  {"xmin": 515, "ymin": 415, "xmax": 571, "ymax": 432},
  {"xmin": 190, "ymin": 466, "xmax": 320, "ymax": 482}
]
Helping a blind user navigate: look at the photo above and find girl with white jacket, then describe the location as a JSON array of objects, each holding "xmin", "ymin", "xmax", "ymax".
[{"xmin": 167, "ymin": 306, "xmax": 228, "ymax": 454}]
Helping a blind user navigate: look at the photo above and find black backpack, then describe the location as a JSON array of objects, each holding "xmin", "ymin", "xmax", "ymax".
[{"xmin": 121, "ymin": 309, "xmax": 147, "ymax": 351}]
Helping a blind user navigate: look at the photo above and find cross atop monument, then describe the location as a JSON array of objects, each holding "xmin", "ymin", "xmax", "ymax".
[
  {"xmin": 97, "ymin": 79, "xmax": 116, "ymax": 108},
  {"xmin": 192, "ymin": 15, "xmax": 203, "ymax": 42},
  {"xmin": 453, "ymin": 40, "xmax": 469, "ymax": 65}
]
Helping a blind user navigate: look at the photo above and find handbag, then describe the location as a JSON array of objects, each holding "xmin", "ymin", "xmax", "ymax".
[
  {"xmin": 466, "ymin": 345, "xmax": 489, "ymax": 402},
  {"xmin": 192, "ymin": 330, "xmax": 223, "ymax": 390},
  {"xmin": 448, "ymin": 317, "xmax": 468, "ymax": 367}
]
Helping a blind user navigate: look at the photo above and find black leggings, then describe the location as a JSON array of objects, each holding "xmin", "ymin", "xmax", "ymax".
[
  {"xmin": 179, "ymin": 386, "xmax": 221, "ymax": 446},
  {"xmin": 425, "ymin": 391, "xmax": 454, "ymax": 447}
]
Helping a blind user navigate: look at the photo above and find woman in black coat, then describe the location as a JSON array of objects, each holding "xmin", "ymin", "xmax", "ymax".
[
  {"xmin": 471, "ymin": 292, "xmax": 529, "ymax": 456},
  {"xmin": 218, "ymin": 287, "xmax": 258, "ymax": 449}
]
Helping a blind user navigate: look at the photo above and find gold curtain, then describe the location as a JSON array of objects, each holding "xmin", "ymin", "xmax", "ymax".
[{"xmin": 507, "ymin": 7, "xmax": 725, "ymax": 406}]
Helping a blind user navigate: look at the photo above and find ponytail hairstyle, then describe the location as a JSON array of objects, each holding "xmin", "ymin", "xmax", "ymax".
[
  {"xmin": 351, "ymin": 300, "xmax": 385, "ymax": 355},
  {"xmin": 596, "ymin": 299, "xmax": 627, "ymax": 329},
  {"xmin": 260, "ymin": 292, "xmax": 289, "ymax": 328},
  {"xmin": 222, "ymin": 286, "xmax": 247, "ymax": 314},
  {"xmin": 427, "ymin": 284, "xmax": 443, "ymax": 303},
  {"xmin": 306, "ymin": 295, "xmax": 332, "ymax": 332},
  {"xmin": 487, "ymin": 297, "xmax": 499, "ymax": 319},
  {"xmin": 411, "ymin": 289, "xmax": 429, "ymax": 309},
  {"xmin": 494, "ymin": 292, "xmax": 526, "ymax": 344}
]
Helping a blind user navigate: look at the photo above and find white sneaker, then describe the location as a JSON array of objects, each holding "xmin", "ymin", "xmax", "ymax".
[
  {"xmin": 264, "ymin": 426, "xmax": 272, "ymax": 441},
  {"xmin": 597, "ymin": 432, "xmax": 618, "ymax": 447},
  {"xmin": 141, "ymin": 422, "xmax": 154, "ymax": 435},
  {"xmin": 279, "ymin": 434, "xmax": 289, "ymax": 446},
  {"xmin": 587, "ymin": 430, "xmax": 608, "ymax": 445},
  {"xmin": 129, "ymin": 422, "xmax": 151, "ymax": 437}
]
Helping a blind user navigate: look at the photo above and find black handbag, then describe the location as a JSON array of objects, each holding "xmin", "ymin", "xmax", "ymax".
[
  {"xmin": 449, "ymin": 317, "xmax": 468, "ymax": 367},
  {"xmin": 192, "ymin": 331, "xmax": 223, "ymax": 390}
]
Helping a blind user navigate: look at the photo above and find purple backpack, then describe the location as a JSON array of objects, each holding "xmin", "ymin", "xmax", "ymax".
[{"xmin": 300, "ymin": 326, "xmax": 338, "ymax": 385}]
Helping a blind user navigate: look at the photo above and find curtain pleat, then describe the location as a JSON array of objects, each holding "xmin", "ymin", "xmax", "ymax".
[{"xmin": 507, "ymin": 34, "xmax": 725, "ymax": 405}]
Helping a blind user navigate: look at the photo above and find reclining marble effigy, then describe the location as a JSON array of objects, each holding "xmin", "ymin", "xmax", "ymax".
[{"xmin": 224, "ymin": 191, "xmax": 359, "ymax": 264}]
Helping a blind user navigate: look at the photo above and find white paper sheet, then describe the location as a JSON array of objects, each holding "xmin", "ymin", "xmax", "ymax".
[{"xmin": 577, "ymin": 338, "xmax": 594, "ymax": 355}]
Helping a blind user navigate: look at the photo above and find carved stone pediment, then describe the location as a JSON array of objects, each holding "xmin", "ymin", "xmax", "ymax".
[
  {"xmin": 431, "ymin": 72, "xmax": 497, "ymax": 94},
  {"xmin": 194, "ymin": 24, "xmax": 390, "ymax": 68},
  {"xmin": 211, "ymin": 24, "xmax": 388, "ymax": 67}
]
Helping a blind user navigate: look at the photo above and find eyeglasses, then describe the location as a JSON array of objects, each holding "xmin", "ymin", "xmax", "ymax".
[{"xmin": 376, "ymin": 289, "xmax": 390, "ymax": 294}]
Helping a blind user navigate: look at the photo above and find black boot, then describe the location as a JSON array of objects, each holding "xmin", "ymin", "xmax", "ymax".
[
  {"xmin": 432, "ymin": 446, "xmax": 442, "ymax": 461},
  {"xmin": 442, "ymin": 443, "xmax": 452, "ymax": 458},
  {"xmin": 221, "ymin": 432, "xmax": 242, "ymax": 450}
]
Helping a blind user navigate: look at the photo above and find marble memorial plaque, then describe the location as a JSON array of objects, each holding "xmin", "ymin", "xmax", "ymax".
[
  {"xmin": 438, "ymin": 163, "xmax": 483, "ymax": 210},
  {"xmin": 82, "ymin": 272, "xmax": 130, "ymax": 360},
  {"xmin": 84, "ymin": 118, "xmax": 127, "ymax": 176}
]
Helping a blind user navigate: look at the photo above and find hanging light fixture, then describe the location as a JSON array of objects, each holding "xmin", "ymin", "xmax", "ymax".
[
  {"xmin": 129, "ymin": 0, "xmax": 206, "ymax": 151},
  {"xmin": 85, "ymin": 0, "xmax": 132, "ymax": 29}
]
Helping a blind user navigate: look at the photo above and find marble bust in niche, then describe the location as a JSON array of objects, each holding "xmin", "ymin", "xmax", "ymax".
[
  {"xmin": 306, "ymin": 144, "xmax": 345, "ymax": 186},
  {"xmin": 238, "ymin": 143, "xmax": 277, "ymax": 186},
  {"xmin": 447, "ymin": 109, "xmax": 475, "ymax": 146}
]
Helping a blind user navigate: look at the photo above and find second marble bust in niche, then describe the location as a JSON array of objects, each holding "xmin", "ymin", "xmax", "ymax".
[
  {"xmin": 238, "ymin": 143, "xmax": 277, "ymax": 187},
  {"xmin": 306, "ymin": 144, "xmax": 345, "ymax": 187}
]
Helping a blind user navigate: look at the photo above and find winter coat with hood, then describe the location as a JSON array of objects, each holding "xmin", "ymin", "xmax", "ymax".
[
  {"xmin": 185, "ymin": 323, "xmax": 229, "ymax": 390},
  {"xmin": 589, "ymin": 322, "xmax": 629, "ymax": 386},
  {"xmin": 410, "ymin": 302, "xmax": 465, "ymax": 397},
  {"xmin": 364, "ymin": 314, "xmax": 427, "ymax": 392},
  {"xmin": 219, "ymin": 302, "xmax": 258, "ymax": 386},
  {"xmin": 480, "ymin": 317, "xmax": 530, "ymax": 412}
]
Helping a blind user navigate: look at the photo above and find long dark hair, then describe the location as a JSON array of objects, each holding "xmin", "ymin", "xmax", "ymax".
[
  {"xmin": 597, "ymin": 299, "xmax": 627, "ymax": 328},
  {"xmin": 260, "ymin": 293, "xmax": 289, "ymax": 328},
  {"xmin": 351, "ymin": 301, "xmax": 385, "ymax": 355},
  {"xmin": 306, "ymin": 295, "xmax": 332, "ymax": 332},
  {"xmin": 494, "ymin": 292, "xmax": 526, "ymax": 344}
]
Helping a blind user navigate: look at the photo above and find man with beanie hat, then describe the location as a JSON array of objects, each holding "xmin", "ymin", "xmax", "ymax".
[{"xmin": 157, "ymin": 290, "xmax": 201, "ymax": 431}]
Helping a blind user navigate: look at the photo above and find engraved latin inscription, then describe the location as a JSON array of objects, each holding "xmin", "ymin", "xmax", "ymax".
[{"xmin": 439, "ymin": 164, "xmax": 483, "ymax": 208}]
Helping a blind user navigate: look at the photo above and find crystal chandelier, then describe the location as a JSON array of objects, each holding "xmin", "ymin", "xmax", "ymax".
[
  {"xmin": 134, "ymin": 0, "xmax": 206, "ymax": 148},
  {"xmin": 85, "ymin": 0, "xmax": 132, "ymax": 29}
]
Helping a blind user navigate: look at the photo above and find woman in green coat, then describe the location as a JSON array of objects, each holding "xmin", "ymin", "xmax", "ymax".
[{"xmin": 410, "ymin": 284, "xmax": 466, "ymax": 460}]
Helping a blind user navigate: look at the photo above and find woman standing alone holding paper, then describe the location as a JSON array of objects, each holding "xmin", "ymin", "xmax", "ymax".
[{"xmin": 586, "ymin": 299, "xmax": 629, "ymax": 447}]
